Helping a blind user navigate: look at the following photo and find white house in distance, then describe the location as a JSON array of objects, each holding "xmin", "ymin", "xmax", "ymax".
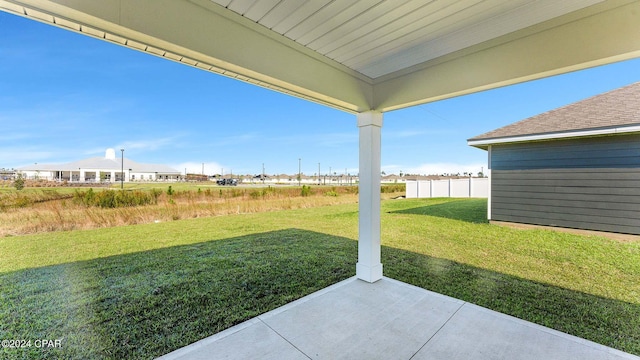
[{"xmin": 17, "ymin": 148, "xmax": 181, "ymax": 183}]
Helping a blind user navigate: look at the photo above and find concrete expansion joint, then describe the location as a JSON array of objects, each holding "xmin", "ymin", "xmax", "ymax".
[
  {"xmin": 409, "ymin": 301, "xmax": 467, "ymax": 360},
  {"xmin": 258, "ymin": 318, "xmax": 312, "ymax": 360}
]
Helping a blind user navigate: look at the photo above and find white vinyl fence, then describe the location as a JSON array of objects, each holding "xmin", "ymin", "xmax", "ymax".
[{"xmin": 405, "ymin": 178, "xmax": 488, "ymax": 198}]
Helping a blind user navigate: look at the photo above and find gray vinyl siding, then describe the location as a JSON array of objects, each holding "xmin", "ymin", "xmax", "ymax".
[
  {"xmin": 490, "ymin": 134, "xmax": 640, "ymax": 235},
  {"xmin": 491, "ymin": 134, "xmax": 640, "ymax": 170}
]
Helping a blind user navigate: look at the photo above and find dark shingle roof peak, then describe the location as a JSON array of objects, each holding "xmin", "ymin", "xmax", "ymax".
[{"xmin": 468, "ymin": 81, "xmax": 640, "ymax": 143}]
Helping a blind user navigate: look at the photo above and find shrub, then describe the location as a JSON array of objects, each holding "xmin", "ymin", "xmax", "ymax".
[
  {"xmin": 301, "ymin": 185, "xmax": 311, "ymax": 197},
  {"xmin": 249, "ymin": 189, "xmax": 262, "ymax": 199},
  {"xmin": 249, "ymin": 186, "xmax": 277, "ymax": 200},
  {"xmin": 13, "ymin": 174, "xmax": 24, "ymax": 190},
  {"xmin": 230, "ymin": 189, "xmax": 244, "ymax": 198},
  {"xmin": 73, "ymin": 189, "xmax": 157, "ymax": 208},
  {"xmin": 381, "ymin": 184, "xmax": 405, "ymax": 193},
  {"xmin": 73, "ymin": 188, "xmax": 96, "ymax": 206},
  {"xmin": 96, "ymin": 190, "xmax": 116, "ymax": 208},
  {"xmin": 167, "ymin": 186, "xmax": 174, "ymax": 196},
  {"xmin": 150, "ymin": 188, "xmax": 162, "ymax": 203},
  {"xmin": 262, "ymin": 186, "xmax": 273, "ymax": 196}
]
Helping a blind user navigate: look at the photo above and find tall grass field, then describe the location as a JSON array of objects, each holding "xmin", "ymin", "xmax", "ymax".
[
  {"xmin": 0, "ymin": 184, "xmax": 400, "ymax": 236},
  {"xmin": 0, "ymin": 187, "xmax": 638, "ymax": 359}
]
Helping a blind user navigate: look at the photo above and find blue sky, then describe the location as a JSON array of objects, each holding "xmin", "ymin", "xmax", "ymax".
[{"xmin": 2, "ymin": 11, "xmax": 640, "ymax": 177}]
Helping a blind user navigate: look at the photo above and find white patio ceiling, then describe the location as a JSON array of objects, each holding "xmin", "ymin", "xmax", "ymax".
[
  {"xmin": 213, "ymin": 0, "xmax": 602, "ymax": 79},
  {"xmin": 2, "ymin": 0, "xmax": 640, "ymax": 113}
]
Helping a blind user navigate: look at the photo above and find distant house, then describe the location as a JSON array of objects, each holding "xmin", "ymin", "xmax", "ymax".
[
  {"xmin": 468, "ymin": 82, "xmax": 640, "ymax": 235},
  {"xmin": 16, "ymin": 148, "xmax": 181, "ymax": 183},
  {"xmin": 0, "ymin": 169, "xmax": 15, "ymax": 181}
]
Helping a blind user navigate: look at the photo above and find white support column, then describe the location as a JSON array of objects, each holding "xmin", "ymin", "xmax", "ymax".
[{"xmin": 356, "ymin": 111, "xmax": 383, "ymax": 283}]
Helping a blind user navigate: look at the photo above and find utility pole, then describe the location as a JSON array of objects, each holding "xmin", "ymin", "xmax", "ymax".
[{"xmin": 298, "ymin": 158, "xmax": 301, "ymax": 186}]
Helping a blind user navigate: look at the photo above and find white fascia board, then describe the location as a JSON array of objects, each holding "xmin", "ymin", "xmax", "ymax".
[{"xmin": 467, "ymin": 125, "xmax": 640, "ymax": 148}]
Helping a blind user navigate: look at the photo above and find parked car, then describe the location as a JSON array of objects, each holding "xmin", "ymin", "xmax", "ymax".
[{"xmin": 216, "ymin": 178, "xmax": 238, "ymax": 186}]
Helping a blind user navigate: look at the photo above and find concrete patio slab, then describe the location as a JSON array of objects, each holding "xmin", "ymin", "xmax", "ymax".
[{"xmin": 158, "ymin": 277, "xmax": 639, "ymax": 360}]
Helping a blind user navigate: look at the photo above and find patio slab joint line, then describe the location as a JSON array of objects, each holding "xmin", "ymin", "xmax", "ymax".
[
  {"xmin": 258, "ymin": 317, "xmax": 313, "ymax": 360},
  {"xmin": 408, "ymin": 301, "xmax": 467, "ymax": 359}
]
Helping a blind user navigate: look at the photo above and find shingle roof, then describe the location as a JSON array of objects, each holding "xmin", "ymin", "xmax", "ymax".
[{"xmin": 468, "ymin": 81, "xmax": 640, "ymax": 143}]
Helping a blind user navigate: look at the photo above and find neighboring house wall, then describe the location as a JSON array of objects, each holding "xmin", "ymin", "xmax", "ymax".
[
  {"xmin": 21, "ymin": 170, "xmax": 55, "ymax": 180},
  {"xmin": 490, "ymin": 134, "xmax": 640, "ymax": 235},
  {"xmin": 406, "ymin": 178, "xmax": 489, "ymax": 198},
  {"xmin": 19, "ymin": 169, "xmax": 180, "ymax": 182}
]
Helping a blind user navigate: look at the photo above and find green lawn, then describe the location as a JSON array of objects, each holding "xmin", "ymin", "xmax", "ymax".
[{"xmin": 1, "ymin": 198, "xmax": 639, "ymax": 359}]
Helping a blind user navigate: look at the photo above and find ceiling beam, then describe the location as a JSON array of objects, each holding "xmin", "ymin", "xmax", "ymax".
[{"xmin": 372, "ymin": 0, "xmax": 640, "ymax": 112}]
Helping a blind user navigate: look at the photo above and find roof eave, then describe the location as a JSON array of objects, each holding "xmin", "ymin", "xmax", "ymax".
[{"xmin": 467, "ymin": 124, "xmax": 640, "ymax": 149}]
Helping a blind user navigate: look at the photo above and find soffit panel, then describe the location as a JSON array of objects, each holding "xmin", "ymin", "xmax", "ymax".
[{"xmin": 214, "ymin": 0, "xmax": 604, "ymax": 78}]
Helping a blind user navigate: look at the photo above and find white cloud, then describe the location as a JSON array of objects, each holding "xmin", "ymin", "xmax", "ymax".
[
  {"xmin": 213, "ymin": 133, "xmax": 260, "ymax": 146},
  {"xmin": 118, "ymin": 136, "xmax": 184, "ymax": 152},
  {"xmin": 0, "ymin": 132, "xmax": 37, "ymax": 142},
  {"xmin": 273, "ymin": 132, "xmax": 357, "ymax": 148},
  {"xmin": 384, "ymin": 129, "xmax": 429, "ymax": 138},
  {"xmin": 0, "ymin": 95, "xmax": 125, "ymax": 126},
  {"xmin": 0, "ymin": 148, "xmax": 56, "ymax": 168},
  {"xmin": 316, "ymin": 132, "xmax": 358, "ymax": 147}
]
